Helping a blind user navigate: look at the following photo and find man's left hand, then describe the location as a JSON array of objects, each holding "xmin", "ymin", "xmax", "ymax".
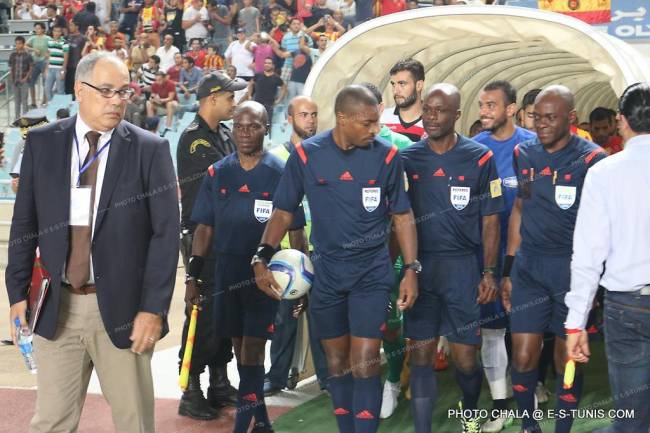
[
  {"xmin": 566, "ymin": 330, "xmax": 590, "ymax": 363},
  {"xmin": 129, "ymin": 311, "xmax": 162, "ymax": 355},
  {"xmin": 397, "ymin": 270, "xmax": 418, "ymax": 311},
  {"xmin": 477, "ymin": 272, "xmax": 498, "ymax": 304},
  {"xmin": 292, "ymin": 296, "xmax": 308, "ymax": 318}
]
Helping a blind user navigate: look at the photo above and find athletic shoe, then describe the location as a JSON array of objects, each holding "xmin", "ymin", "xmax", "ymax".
[
  {"xmin": 251, "ymin": 422, "xmax": 274, "ymax": 433},
  {"xmin": 459, "ymin": 401, "xmax": 481, "ymax": 433},
  {"xmin": 535, "ymin": 381, "xmax": 550, "ymax": 404},
  {"xmin": 481, "ymin": 414, "xmax": 514, "ymax": 432},
  {"xmin": 379, "ymin": 380, "xmax": 401, "ymax": 419}
]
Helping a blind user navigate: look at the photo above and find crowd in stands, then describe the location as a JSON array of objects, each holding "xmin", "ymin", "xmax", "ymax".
[{"xmin": 6, "ymin": 0, "xmax": 495, "ymax": 129}]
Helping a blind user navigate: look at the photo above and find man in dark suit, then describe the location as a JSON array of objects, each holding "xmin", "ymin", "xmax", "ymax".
[{"xmin": 6, "ymin": 51, "xmax": 179, "ymax": 433}]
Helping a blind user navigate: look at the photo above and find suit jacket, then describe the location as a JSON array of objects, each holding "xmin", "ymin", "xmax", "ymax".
[{"xmin": 5, "ymin": 116, "xmax": 180, "ymax": 349}]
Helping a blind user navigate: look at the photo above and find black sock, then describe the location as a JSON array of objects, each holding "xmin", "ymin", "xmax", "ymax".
[
  {"xmin": 410, "ymin": 364, "xmax": 437, "ymax": 433},
  {"xmin": 455, "ymin": 366, "xmax": 483, "ymax": 411},
  {"xmin": 328, "ymin": 373, "xmax": 354, "ymax": 433},
  {"xmin": 554, "ymin": 372, "xmax": 584, "ymax": 433},
  {"xmin": 511, "ymin": 368, "xmax": 539, "ymax": 432},
  {"xmin": 234, "ymin": 364, "xmax": 259, "ymax": 433},
  {"xmin": 353, "ymin": 375, "xmax": 382, "ymax": 433}
]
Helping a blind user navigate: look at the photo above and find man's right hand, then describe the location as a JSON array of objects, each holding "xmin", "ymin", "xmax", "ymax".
[
  {"xmin": 9, "ymin": 300, "xmax": 28, "ymax": 346},
  {"xmin": 253, "ymin": 262, "xmax": 282, "ymax": 301},
  {"xmin": 501, "ymin": 277, "xmax": 512, "ymax": 312},
  {"xmin": 184, "ymin": 279, "xmax": 202, "ymax": 314}
]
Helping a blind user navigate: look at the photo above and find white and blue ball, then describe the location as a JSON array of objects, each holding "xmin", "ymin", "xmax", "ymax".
[{"xmin": 269, "ymin": 249, "xmax": 314, "ymax": 300}]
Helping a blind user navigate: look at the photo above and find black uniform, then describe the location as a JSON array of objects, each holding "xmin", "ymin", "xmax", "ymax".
[{"xmin": 177, "ymin": 113, "xmax": 236, "ymax": 376}]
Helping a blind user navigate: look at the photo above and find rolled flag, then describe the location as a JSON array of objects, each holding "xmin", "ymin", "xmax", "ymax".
[
  {"xmin": 179, "ymin": 305, "xmax": 199, "ymax": 390},
  {"xmin": 563, "ymin": 359, "xmax": 576, "ymax": 389}
]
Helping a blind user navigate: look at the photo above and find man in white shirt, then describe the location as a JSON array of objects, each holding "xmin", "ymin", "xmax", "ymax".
[
  {"xmin": 225, "ymin": 28, "xmax": 255, "ymax": 80},
  {"xmin": 182, "ymin": 0, "xmax": 209, "ymax": 43},
  {"xmin": 156, "ymin": 34, "xmax": 180, "ymax": 72},
  {"xmin": 566, "ymin": 82, "xmax": 650, "ymax": 433}
]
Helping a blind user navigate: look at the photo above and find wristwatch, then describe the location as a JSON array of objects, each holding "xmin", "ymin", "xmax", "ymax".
[
  {"xmin": 250, "ymin": 254, "xmax": 267, "ymax": 267},
  {"xmin": 403, "ymin": 260, "xmax": 422, "ymax": 274}
]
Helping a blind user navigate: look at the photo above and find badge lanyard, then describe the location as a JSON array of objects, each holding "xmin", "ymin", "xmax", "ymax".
[{"xmin": 73, "ymin": 130, "xmax": 111, "ymax": 187}]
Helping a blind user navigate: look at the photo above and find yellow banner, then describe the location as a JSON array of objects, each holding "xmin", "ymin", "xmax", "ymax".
[{"xmin": 538, "ymin": 0, "xmax": 611, "ymax": 23}]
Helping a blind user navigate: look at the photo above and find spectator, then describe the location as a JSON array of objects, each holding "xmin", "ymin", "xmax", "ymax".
[
  {"xmin": 589, "ymin": 107, "xmax": 623, "ymax": 154},
  {"xmin": 225, "ymin": 28, "xmax": 256, "ymax": 80},
  {"xmin": 156, "ymin": 34, "xmax": 180, "ymax": 72},
  {"xmin": 62, "ymin": 0, "xmax": 84, "ymax": 22},
  {"xmin": 26, "ymin": 22, "xmax": 49, "ymax": 108},
  {"xmin": 247, "ymin": 32, "xmax": 275, "ymax": 74},
  {"xmin": 186, "ymin": 38, "xmax": 207, "ymax": 68},
  {"xmin": 204, "ymin": 44, "xmax": 225, "ymax": 73},
  {"xmin": 179, "ymin": 55, "xmax": 203, "ymax": 99},
  {"xmin": 144, "ymin": 116, "xmax": 161, "ymax": 133},
  {"xmin": 226, "ymin": 64, "xmax": 249, "ymax": 103},
  {"xmin": 306, "ymin": 14, "xmax": 345, "ymax": 41},
  {"xmin": 137, "ymin": 54, "xmax": 160, "ymax": 92},
  {"xmin": 355, "ymin": 0, "xmax": 372, "ymax": 23},
  {"xmin": 381, "ymin": 0, "xmax": 405, "ymax": 15},
  {"xmin": 125, "ymin": 81, "xmax": 146, "ymax": 127},
  {"xmin": 64, "ymin": 20, "xmax": 85, "ymax": 95},
  {"xmin": 56, "ymin": 107, "xmax": 70, "ymax": 119},
  {"xmin": 309, "ymin": 32, "xmax": 328, "ymax": 63},
  {"xmin": 248, "ymin": 57, "xmax": 286, "ymax": 127},
  {"xmin": 94, "ymin": 0, "xmax": 112, "ymax": 30},
  {"xmin": 119, "ymin": 0, "xmax": 144, "ymax": 39},
  {"xmin": 9, "ymin": 36, "xmax": 33, "ymax": 121},
  {"xmin": 238, "ymin": 0, "xmax": 261, "ymax": 36},
  {"xmin": 294, "ymin": 0, "xmax": 313, "ymax": 24},
  {"xmin": 406, "ymin": 0, "xmax": 418, "ymax": 9},
  {"xmin": 81, "ymin": 25, "xmax": 105, "ymax": 57},
  {"xmin": 208, "ymin": 0, "xmax": 232, "ymax": 55},
  {"xmin": 44, "ymin": 25, "xmax": 69, "ymax": 104},
  {"xmin": 73, "ymin": 1, "xmax": 101, "ymax": 34},
  {"xmin": 104, "ymin": 21, "xmax": 126, "ymax": 51},
  {"xmin": 130, "ymin": 32, "xmax": 156, "ymax": 74},
  {"xmin": 139, "ymin": 0, "xmax": 161, "ymax": 48},
  {"xmin": 336, "ymin": 0, "xmax": 356, "ymax": 28},
  {"xmin": 112, "ymin": 38, "xmax": 130, "ymax": 64},
  {"xmin": 305, "ymin": 0, "xmax": 333, "ymax": 26},
  {"xmin": 161, "ymin": 0, "xmax": 185, "ymax": 50},
  {"xmin": 182, "ymin": 0, "xmax": 209, "ymax": 45},
  {"xmin": 167, "ymin": 52, "xmax": 183, "ymax": 82},
  {"xmin": 147, "ymin": 70, "xmax": 178, "ymax": 131},
  {"xmin": 46, "ymin": 5, "xmax": 68, "ymax": 36},
  {"xmin": 15, "ymin": 0, "xmax": 47, "ymax": 20},
  {"xmin": 279, "ymin": 17, "xmax": 308, "ymax": 84}
]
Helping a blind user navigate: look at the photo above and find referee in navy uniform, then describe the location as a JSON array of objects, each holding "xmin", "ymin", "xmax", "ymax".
[{"xmin": 566, "ymin": 82, "xmax": 650, "ymax": 433}]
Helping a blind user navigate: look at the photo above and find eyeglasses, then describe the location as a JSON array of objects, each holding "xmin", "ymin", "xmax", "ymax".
[{"xmin": 82, "ymin": 81, "xmax": 134, "ymax": 100}]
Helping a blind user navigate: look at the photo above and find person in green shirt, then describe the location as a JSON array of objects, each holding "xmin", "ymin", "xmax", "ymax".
[
  {"xmin": 26, "ymin": 22, "xmax": 50, "ymax": 107},
  {"xmin": 360, "ymin": 82, "xmax": 413, "ymax": 419},
  {"xmin": 43, "ymin": 25, "xmax": 69, "ymax": 103},
  {"xmin": 264, "ymin": 95, "xmax": 330, "ymax": 396}
]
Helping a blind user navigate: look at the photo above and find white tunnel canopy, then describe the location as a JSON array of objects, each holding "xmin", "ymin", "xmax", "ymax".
[{"xmin": 304, "ymin": 5, "xmax": 650, "ymax": 133}]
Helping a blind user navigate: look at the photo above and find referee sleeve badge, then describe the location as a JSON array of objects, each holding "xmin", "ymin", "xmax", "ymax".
[{"xmin": 490, "ymin": 179, "xmax": 502, "ymax": 198}]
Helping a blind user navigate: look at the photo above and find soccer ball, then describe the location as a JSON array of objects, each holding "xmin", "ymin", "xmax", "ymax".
[{"xmin": 268, "ymin": 249, "xmax": 314, "ymax": 300}]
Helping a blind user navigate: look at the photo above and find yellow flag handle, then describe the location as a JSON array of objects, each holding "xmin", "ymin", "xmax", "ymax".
[
  {"xmin": 179, "ymin": 305, "xmax": 199, "ymax": 391},
  {"xmin": 563, "ymin": 359, "xmax": 576, "ymax": 390}
]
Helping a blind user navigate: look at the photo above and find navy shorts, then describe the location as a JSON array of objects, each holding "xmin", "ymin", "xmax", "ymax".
[
  {"xmin": 404, "ymin": 253, "xmax": 481, "ymax": 345},
  {"xmin": 309, "ymin": 249, "xmax": 393, "ymax": 340},
  {"xmin": 510, "ymin": 252, "xmax": 570, "ymax": 338},
  {"xmin": 212, "ymin": 253, "xmax": 278, "ymax": 339}
]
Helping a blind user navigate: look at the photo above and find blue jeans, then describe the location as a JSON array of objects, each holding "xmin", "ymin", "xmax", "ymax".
[
  {"xmin": 29, "ymin": 59, "xmax": 46, "ymax": 87},
  {"xmin": 44, "ymin": 68, "xmax": 65, "ymax": 101},
  {"xmin": 603, "ymin": 290, "xmax": 650, "ymax": 433}
]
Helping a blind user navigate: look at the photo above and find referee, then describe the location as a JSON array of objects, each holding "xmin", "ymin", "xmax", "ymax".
[{"xmin": 565, "ymin": 82, "xmax": 650, "ymax": 433}]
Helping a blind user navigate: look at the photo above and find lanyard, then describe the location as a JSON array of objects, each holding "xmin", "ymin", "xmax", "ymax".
[{"xmin": 73, "ymin": 130, "xmax": 111, "ymax": 187}]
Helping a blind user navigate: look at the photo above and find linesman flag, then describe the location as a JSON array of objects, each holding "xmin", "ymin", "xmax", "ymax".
[{"xmin": 538, "ymin": 0, "xmax": 611, "ymax": 24}]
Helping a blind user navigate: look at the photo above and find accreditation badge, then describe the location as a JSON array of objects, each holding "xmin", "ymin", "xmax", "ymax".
[
  {"xmin": 70, "ymin": 187, "xmax": 92, "ymax": 226},
  {"xmin": 450, "ymin": 186, "xmax": 470, "ymax": 210},
  {"xmin": 362, "ymin": 187, "xmax": 381, "ymax": 212},
  {"xmin": 254, "ymin": 199, "xmax": 273, "ymax": 223},
  {"xmin": 555, "ymin": 185, "xmax": 576, "ymax": 210}
]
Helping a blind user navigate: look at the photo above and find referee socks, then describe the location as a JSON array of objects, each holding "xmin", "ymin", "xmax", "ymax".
[
  {"xmin": 329, "ymin": 373, "xmax": 355, "ymax": 433},
  {"xmin": 234, "ymin": 364, "xmax": 266, "ymax": 433},
  {"xmin": 455, "ymin": 365, "xmax": 483, "ymax": 411},
  {"xmin": 512, "ymin": 368, "xmax": 540, "ymax": 432},
  {"xmin": 554, "ymin": 372, "xmax": 584, "ymax": 433},
  {"xmin": 353, "ymin": 375, "xmax": 382, "ymax": 433},
  {"xmin": 410, "ymin": 364, "xmax": 437, "ymax": 433}
]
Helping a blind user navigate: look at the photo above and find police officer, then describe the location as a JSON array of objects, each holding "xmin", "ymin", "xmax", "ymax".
[
  {"xmin": 176, "ymin": 72, "xmax": 247, "ymax": 420},
  {"xmin": 401, "ymin": 83, "xmax": 504, "ymax": 433},
  {"xmin": 501, "ymin": 85, "xmax": 606, "ymax": 433},
  {"xmin": 254, "ymin": 85, "xmax": 419, "ymax": 433},
  {"xmin": 188, "ymin": 101, "xmax": 307, "ymax": 433}
]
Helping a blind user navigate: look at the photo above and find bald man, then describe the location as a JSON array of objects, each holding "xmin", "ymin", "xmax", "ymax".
[
  {"xmin": 7, "ymin": 51, "xmax": 179, "ymax": 432},
  {"xmin": 188, "ymin": 101, "xmax": 307, "ymax": 433},
  {"xmin": 400, "ymin": 83, "xmax": 504, "ymax": 433},
  {"xmin": 254, "ymin": 85, "xmax": 418, "ymax": 433},
  {"xmin": 501, "ymin": 85, "xmax": 607, "ymax": 433}
]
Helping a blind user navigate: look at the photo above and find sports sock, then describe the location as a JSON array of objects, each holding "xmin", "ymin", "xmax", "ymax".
[
  {"xmin": 234, "ymin": 364, "xmax": 259, "ymax": 433},
  {"xmin": 251, "ymin": 365, "xmax": 270, "ymax": 427},
  {"xmin": 409, "ymin": 364, "xmax": 437, "ymax": 433},
  {"xmin": 328, "ymin": 373, "xmax": 355, "ymax": 433},
  {"xmin": 353, "ymin": 375, "xmax": 382, "ymax": 433},
  {"xmin": 555, "ymin": 372, "xmax": 584, "ymax": 433},
  {"xmin": 455, "ymin": 366, "xmax": 483, "ymax": 411},
  {"xmin": 384, "ymin": 336, "xmax": 406, "ymax": 384},
  {"xmin": 511, "ymin": 368, "xmax": 540, "ymax": 432}
]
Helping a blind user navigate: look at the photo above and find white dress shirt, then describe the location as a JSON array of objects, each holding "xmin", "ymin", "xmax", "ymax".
[
  {"xmin": 156, "ymin": 44, "xmax": 180, "ymax": 73},
  {"xmin": 565, "ymin": 134, "xmax": 650, "ymax": 329},
  {"xmin": 65, "ymin": 115, "xmax": 114, "ymax": 283}
]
